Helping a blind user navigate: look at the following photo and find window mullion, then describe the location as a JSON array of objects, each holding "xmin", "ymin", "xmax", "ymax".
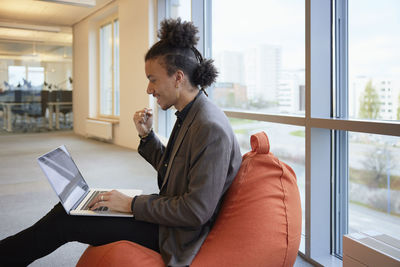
[
  {"xmin": 111, "ymin": 20, "xmax": 115, "ymax": 117},
  {"xmin": 306, "ymin": 0, "xmax": 333, "ymax": 264},
  {"xmin": 156, "ymin": 0, "xmax": 170, "ymax": 138},
  {"xmin": 333, "ymin": 0, "xmax": 349, "ymax": 258},
  {"xmin": 191, "ymin": 0, "xmax": 204, "ymax": 55}
]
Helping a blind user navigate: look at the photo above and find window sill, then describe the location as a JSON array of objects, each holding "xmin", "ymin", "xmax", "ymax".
[
  {"xmin": 298, "ymin": 251, "xmax": 343, "ymax": 267},
  {"xmin": 87, "ymin": 117, "xmax": 119, "ymax": 124}
]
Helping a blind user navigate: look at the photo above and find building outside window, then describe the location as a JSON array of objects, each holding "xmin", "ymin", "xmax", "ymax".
[
  {"xmin": 345, "ymin": 0, "xmax": 400, "ymax": 254},
  {"xmin": 157, "ymin": 0, "xmax": 400, "ymax": 264},
  {"xmin": 99, "ymin": 17, "xmax": 119, "ymax": 117},
  {"xmin": 211, "ymin": 0, "xmax": 306, "ymax": 244}
]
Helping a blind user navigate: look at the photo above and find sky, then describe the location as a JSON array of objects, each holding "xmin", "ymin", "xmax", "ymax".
[
  {"xmin": 212, "ymin": 0, "xmax": 305, "ymax": 70},
  {"xmin": 349, "ymin": 0, "xmax": 400, "ymax": 80},
  {"xmin": 211, "ymin": 0, "xmax": 400, "ymax": 81}
]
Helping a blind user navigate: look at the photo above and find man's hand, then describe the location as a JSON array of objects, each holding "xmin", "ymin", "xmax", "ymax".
[
  {"xmin": 133, "ymin": 108, "xmax": 153, "ymax": 137},
  {"xmin": 89, "ymin": 190, "xmax": 133, "ymax": 213}
]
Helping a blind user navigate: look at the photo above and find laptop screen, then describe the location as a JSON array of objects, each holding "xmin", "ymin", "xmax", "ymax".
[{"xmin": 38, "ymin": 145, "xmax": 89, "ymax": 212}]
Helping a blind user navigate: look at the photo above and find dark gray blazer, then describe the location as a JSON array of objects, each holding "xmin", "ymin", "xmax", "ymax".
[{"xmin": 134, "ymin": 92, "xmax": 242, "ymax": 266}]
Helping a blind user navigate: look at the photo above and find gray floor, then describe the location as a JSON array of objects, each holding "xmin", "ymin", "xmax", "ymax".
[{"xmin": 0, "ymin": 131, "xmax": 313, "ymax": 266}]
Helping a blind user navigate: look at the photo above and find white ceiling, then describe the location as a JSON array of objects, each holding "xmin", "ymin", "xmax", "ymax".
[
  {"xmin": 0, "ymin": 0, "xmax": 114, "ymax": 27},
  {"xmin": 0, "ymin": 0, "xmax": 114, "ymax": 58}
]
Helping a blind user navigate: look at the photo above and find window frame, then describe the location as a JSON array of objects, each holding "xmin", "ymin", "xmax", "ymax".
[
  {"xmin": 27, "ymin": 66, "xmax": 45, "ymax": 87},
  {"xmin": 98, "ymin": 14, "xmax": 119, "ymax": 119},
  {"xmin": 211, "ymin": 0, "xmax": 399, "ymax": 265},
  {"xmin": 156, "ymin": 0, "xmax": 400, "ymax": 265},
  {"xmin": 8, "ymin": 65, "xmax": 27, "ymax": 87},
  {"xmin": 156, "ymin": 0, "xmax": 203, "ymax": 138}
]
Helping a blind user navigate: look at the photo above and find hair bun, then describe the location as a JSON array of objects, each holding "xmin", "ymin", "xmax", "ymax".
[
  {"xmin": 193, "ymin": 59, "xmax": 218, "ymax": 88},
  {"xmin": 158, "ymin": 18, "xmax": 199, "ymax": 48}
]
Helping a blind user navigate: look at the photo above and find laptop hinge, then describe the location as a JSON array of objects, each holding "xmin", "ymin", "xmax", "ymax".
[{"xmin": 71, "ymin": 189, "xmax": 91, "ymax": 212}]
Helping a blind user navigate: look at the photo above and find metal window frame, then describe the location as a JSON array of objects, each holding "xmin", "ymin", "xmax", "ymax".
[
  {"xmin": 332, "ymin": 0, "xmax": 349, "ymax": 258},
  {"xmin": 156, "ymin": 0, "xmax": 400, "ymax": 265},
  {"xmin": 306, "ymin": 1, "xmax": 333, "ymax": 264},
  {"xmin": 156, "ymin": 0, "xmax": 204, "ymax": 138}
]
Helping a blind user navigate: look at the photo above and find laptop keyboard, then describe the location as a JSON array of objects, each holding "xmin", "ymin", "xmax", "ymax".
[{"xmin": 81, "ymin": 190, "xmax": 109, "ymax": 211}]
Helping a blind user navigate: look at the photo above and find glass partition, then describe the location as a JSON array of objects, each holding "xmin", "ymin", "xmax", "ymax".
[{"xmin": 0, "ymin": 40, "xmax": 73, "ymax": 133}]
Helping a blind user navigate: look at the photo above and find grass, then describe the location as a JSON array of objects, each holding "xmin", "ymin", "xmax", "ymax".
[
  {"xmin": 290, "ymin": 130, "xmax": 305, "ymax": 138},
  {"xmin": 349, "ymin": 168, "xmax": 400, "ymax": 190},
  {"xmin": 234, "ymin": 129, "xmax": 249, "ymax": 134},
  {"xmin": 228, "ymin": 118, "xmax": 257, "ymax": 126}
]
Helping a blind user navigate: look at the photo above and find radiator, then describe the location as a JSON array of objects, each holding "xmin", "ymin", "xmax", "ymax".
[{"xmin": 86, "ymin": 119, "xmax": 113, "ymax": 141}]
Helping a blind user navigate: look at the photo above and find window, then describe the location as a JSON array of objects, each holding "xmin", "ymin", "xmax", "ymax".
[
  {"xmin": 333, "ymin": 0, "xmax": 400, "ymax": 259},
  {"xmin": 99, "ymin": 18, "xmax": 119, "ymax": 117},
  {"xmin": 157, "ymin": 1, "xmax": 400, "ymax": 265},
  {"xmin": 8, "ymin": 66, "xmax": 26, "ymax": 87},
  {"xmin": 348, "ymin": 132, "xmax": 400, "ymax": 237},
  {"xmin": 27, "ymin": 67, "xmax": 44, "ymax": 87},
  {"xmin": 348, "ymin": 0, "xmax": 400, "ymax": 122},
  {"xmin": 211, "ymin": 0, "xmax": 306, "ymax": 249},
  {"xmin": 157, "ymin": 0, "xmax": 192, "ymax": 137},
  {"xmin": 7, "ymin": 66, "xmax": 44, "ymax": 89},
  {"xmin": 211, "ymin": 0, "xmax": 305, "ymax": 115},
  {"xmin": 336, "ymin": 0, "xmax": 400, "ymax": 255},
  {"xmin": 170, "ymin": 0, "xmax": 191, "ymax": 21}
]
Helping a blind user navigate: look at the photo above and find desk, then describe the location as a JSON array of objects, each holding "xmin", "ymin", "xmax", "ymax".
[
  {"xmin": 0, "ymin": 102, "xmax": 28, "ymax": 132},
  {"xmin": 47, "ymin": 102, "xmax": 72, "ymax": 130}
]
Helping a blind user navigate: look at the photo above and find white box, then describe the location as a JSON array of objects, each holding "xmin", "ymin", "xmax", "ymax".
[{"xmin": 343, "ymin": 231, "xmax": 400, "ymax": 267}]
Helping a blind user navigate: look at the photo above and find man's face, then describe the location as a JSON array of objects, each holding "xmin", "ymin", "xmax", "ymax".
[{"xmin": 145, "ymin": 59, "xmax": 178, "ymax": 110}]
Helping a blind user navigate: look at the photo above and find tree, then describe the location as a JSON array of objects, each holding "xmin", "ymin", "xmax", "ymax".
[
  {"xmin": 359, "ymin": 80, "xmax": 380, "ymax": 119},
  {"xmin": 362, "ymin": 143, "xmax": 396, "ymax": 187},
  {"xmin": 397, "ymin": 93, "xmax": 400, "ymax": 120}
]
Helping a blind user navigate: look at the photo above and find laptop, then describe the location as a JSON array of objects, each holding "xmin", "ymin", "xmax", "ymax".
[{"xmin": 37, "ymin": 145, "xmax": 142, "ymax": 217}]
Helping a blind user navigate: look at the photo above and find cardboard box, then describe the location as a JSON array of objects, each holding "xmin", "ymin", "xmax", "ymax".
[{"xmin": 343, "ymin": 231, "xmax": 400, "ymax": 267}]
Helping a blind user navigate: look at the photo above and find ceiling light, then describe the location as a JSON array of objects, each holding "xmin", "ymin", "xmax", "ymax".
[
  {"xmin": 36, "ymin": 0, "xmax": 96, "ymax": 7},
  {"xmin": 0, "ymin": 22, "xmax": 60, "ymax": 33}
]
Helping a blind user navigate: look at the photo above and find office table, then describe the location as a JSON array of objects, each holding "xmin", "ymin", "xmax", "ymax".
[
  {"xmin": 47, "ymin": 101, "xmax": 73, "ymax": 130},
  {"xmin": 0, "ymin": 102, "xmax": 29, "ymax": 132}
]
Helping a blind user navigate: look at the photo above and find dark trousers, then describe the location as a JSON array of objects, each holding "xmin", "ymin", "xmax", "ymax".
[{"xmin": 0, "ymin": 203, "xmax": 159, "ymax": 266}]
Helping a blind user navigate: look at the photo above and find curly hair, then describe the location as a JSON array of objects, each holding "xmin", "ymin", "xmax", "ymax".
[{"xmin": 145, "ymin": 18, "xmax": 218, "ymax": 94}]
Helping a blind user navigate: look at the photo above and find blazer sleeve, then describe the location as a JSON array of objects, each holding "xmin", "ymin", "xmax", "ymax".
[
  {"xmin": 138, "ymin": 131, "xmax": 165, "ymax": 170},
  {"xmin": 133, "ymin": 122, "xmax": 235, "ymax": 227}
]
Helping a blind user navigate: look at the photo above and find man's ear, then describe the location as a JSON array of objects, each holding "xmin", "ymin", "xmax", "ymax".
[{"xmin": 175, "ymin": 69, "xmax": 185, "ymax": 86}]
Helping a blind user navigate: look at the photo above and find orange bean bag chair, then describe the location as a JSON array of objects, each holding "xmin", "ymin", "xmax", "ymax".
[{"xmin": 77, "ymin": 132, "xmax": 302, "ymax": 267}]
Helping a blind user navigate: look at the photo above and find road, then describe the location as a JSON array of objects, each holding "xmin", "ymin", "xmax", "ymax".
[{"xmin": 349, "ymin": 201, "xmax": 400, "ymax": 240}]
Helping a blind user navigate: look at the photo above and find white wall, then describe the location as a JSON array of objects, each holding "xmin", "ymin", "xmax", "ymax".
[{"xmin": 73, "ymin": 0, "xmax": 153, "ymax": 150}]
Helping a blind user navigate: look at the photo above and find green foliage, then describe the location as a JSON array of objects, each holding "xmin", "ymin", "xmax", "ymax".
[
  {"xmin": 228, "ymin": 118, "xmax": 256, "ymax": 125},
  {"xmin": 290, "ymin": 130, "xmax": 305, "ymax": 138},
  {"xmin": 349, "ymin": 167, "xmax": 400, "ymax": 190},
  {"xmin": 359, "ymin": 80, "xmax": 380, "ymax": 119},
  {"xmin": 397, "ymin": 93, "xmax": 400, "ymax": 120},
  {"xmin": 360, "ymin": 144, "xmax": 396, "ymax": 187}
]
